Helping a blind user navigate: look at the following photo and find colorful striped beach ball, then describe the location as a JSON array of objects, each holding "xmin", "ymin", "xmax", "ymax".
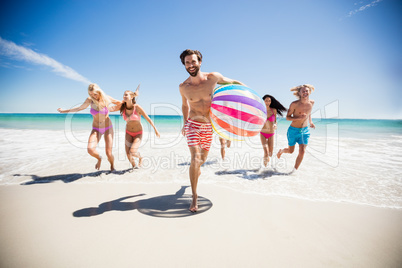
[{"xmin": 210, "ymin": 84, "xmax": 267, "ymax": 141}]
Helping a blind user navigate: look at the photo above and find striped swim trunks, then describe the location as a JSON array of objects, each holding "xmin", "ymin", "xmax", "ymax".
[{"xmin": 184, "ymin": 119, "xmax": 213, "ymax": 151}]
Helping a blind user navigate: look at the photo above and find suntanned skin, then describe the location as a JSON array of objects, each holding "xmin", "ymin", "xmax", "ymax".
[
  {"xmin": 260, "ymin": 97, "xmax": 277, "ymax": 166},
  {"xmin": 277, "ymin": 86, "xmax": 315, "ymax": 170},
  {"xmin": 219, "ymin": 138, "xmax": 231, "ymax": 160},
  {"xmin": 58, "ymin": 92, "xmax": 120, "ymax": 171},
  {"xmin": 109, "ymin": 91, "xmax": 160, "ymax": 169},
  {"xmin": 179, "ymin": 53, "xmax": 244, "ymax": 212}
]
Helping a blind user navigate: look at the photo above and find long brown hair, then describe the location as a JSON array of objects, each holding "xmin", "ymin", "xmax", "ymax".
[
  {"xmin": 119, "ymin": 90, "xmax": 137, "ymax": 115},
  {"xmin": 262, "ymin": 94, "xmax": 287, "ymax": 116}
]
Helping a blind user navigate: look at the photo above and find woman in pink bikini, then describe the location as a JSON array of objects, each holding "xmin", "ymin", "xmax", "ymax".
[
  {"xmin": 260, "ymin": 94, "xmax": 287, "ymax": 166},
  {"xmin": 57, "ymin": 83, "xmax": 121, "ymax": 171},
  {"xmin": 113, "ymin": 90, "xmax": 160, "ymax": 169}
]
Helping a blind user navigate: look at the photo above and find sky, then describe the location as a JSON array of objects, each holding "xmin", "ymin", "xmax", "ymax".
[{"xmin": 0, "ymin": 0, "xmax": 401, "ymax": 119}]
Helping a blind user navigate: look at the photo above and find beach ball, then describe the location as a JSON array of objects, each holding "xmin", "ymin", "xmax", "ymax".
[{"xmin": 210, "ymin": 84, "xmax": 267, "ymax": 141}]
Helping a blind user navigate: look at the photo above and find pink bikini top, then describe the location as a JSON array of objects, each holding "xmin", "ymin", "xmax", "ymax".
[
  {"xmin": 122, "ymin": 108, "xmax": 140, "ymax": 122},
  {"xmin": 267, "ymin": 108, "xmax": 275, "ymax": 122},
  {"xmin": 90, "ymin": 106, "xmax": 109, "ymax": 116}
]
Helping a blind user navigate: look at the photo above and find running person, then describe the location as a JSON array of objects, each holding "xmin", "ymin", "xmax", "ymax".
[
  {"xmin": 57, "ymin": 83, "xmax": 121, "ymax": 171},
  {"xmin": 260, "ymin": 94, "xmax": 287, "ymax": 166},
  {"xmin": 179, "ymin": 49, "xmax": 246, "ymax": 212},
  {"xmin": 277, "ymin": 84, "xmax": 316, "ymax": 171},
  {"xmin": 219, "ymin": 138, "xmax": 231, "ymax": 160},
  {"xmin": 110, "ymin": 89, "xmax": 160, "ymax": 169}
]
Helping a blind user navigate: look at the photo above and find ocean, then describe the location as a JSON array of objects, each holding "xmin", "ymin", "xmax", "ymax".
[{"xmin": 1, "ymin": 113, "xmax": 401, "ymax": 209}]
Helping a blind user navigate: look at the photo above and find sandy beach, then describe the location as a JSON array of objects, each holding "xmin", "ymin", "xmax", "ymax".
[
  {"xmin": 1, "ymin": 181, "xmax": 401, "ymax": 268},
  {"xmin": 1, "ymin": 120, "xmax": 402, "ymax": 267}
]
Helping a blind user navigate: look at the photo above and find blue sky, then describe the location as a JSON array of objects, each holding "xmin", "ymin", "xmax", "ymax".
[{"xmin": 0, "ymin": 0, "xmax": 401, "ymax": 119}]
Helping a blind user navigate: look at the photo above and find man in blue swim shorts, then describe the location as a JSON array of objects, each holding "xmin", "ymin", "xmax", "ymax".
[
  {"xmin": 277, "ymin": 84, "xmax": 316, "ymax": 171},
  {"xmin": 287, "ymin": 125, "xmax": 310, "ymax": 147}
]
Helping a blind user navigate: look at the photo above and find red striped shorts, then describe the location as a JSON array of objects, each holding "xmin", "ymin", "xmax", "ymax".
[{"xmin": 184, "ymin": 119, "xmax": 213, "ymax": 151}]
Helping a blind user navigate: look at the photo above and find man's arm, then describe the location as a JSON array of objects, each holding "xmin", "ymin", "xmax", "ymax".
[
  {"xmin": 179, "ymin": 84, "xmax": 189, "ymax": 136},
  {"xmin": 309, "ymin": 100, "xmax": 315, "ymax": 129},
  {"xmin": 211, "ymin": 72, "xmax": 246, "ymax": 86},
  {"xmin": 285, "ymin": 103, "xmax": 295, "ymax": 121},
  {"xmin": 179, "ymin": 85, "xmax": 189, "ymax": 123},
  {"xmin": 286, "ymin": 102, "xmax": 307, "ymax": 122}
]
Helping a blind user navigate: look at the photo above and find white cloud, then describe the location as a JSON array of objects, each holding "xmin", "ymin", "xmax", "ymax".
[
  {"xmin": 0, "ymin": 36, "xmax": 92, "ymax": 85},
  {"xmin": 347, "ymin": 0, "xmax": 383, "ymax": 17}
]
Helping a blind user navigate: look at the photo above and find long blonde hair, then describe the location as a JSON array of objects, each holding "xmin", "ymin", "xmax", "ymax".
[
  {"xmin": 88, "ymin": 83, "xmax": 111, "ymax": 109},
  {"xmin": 290, "ymin": 84, "xmax": 315, "ymax": 99}
]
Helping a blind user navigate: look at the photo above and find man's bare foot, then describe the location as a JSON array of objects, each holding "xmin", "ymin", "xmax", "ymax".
[
  {"xmin": 95, "ymin": 157, "xmax": 102, "ymax": 170},
  {"xmin": 277, "ymin": 149, "xmax": 284, "ymax": 159},
  {"xmin": 263, "ymin": 156, "xmax": 269, "ymax": 167},
  {"xmin": 189, "ymin": 195, "xmax": 198, "ymax": 212},
  {"xmin": 138, "ymin": 156, "xmax": 143, "ymax": 167}
]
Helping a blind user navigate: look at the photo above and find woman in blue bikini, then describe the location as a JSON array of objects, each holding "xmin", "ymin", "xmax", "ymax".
[
  {"xmin": 260, "ymin": 94, "xmax": 287, "ymax": 166},
  {"xmin": 58, "ymin": 83, "xmax": 121, "ymax": 171}
]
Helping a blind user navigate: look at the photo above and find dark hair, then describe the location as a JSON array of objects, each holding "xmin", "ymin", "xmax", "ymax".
[
  {"xmin": 262, "ymin": 94, "xmax": 287, "ymax": 116},
  {"xmin": 119, "ymin": 90, "xmax": 137, "ymax": 115},
  {"xmin": 180, "ymin": 49, "xmax": 202, "ymax": 65}
]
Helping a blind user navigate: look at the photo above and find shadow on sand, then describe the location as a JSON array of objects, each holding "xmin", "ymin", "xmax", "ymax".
[
  {"xmin": 215, "ymin": 168, "xmax": 292, "ymax": 180},
  {"xmin": 178, "ymin": 159, "xmax": 218, "ymax": 166},
  {"xmin": 73, "ymin": 186, "xmax": 213, "ymax": 218},
  {"xmin": 14, "ymin": 168, "xmax": 133, "ymax": 185}
]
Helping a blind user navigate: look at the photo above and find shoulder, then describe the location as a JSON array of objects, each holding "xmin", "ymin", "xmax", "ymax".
[
  {"xmin": 310, "ymin": 99, "xmax": 315, "ymax": 105},
  {"xmin": 179, "ymin": 78, "xmax": 191, "ymax": 89},
  {"xmin": 290, "ymin": 100, "xmax": 300, "ymax": 106},
  {"xmin": 207, "ymin": 72, "xmax": 222, "ymax": 79},
  {"xmin": 288, "ymin": 100, "xmax": 299, "ymax": 110},
  {"xmin": 179, "ymin": 83, "xmax": 187, "ymax": 95},
  {"xmin": 85, "ymin": 98, "xmax": 93, "ymax": 106},
  {"xmin": 135, "ymin": 104, "xmax": 144, "ymax": 112}
]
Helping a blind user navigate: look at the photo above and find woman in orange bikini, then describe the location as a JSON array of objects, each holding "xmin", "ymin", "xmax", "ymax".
[
  {"xmin": 260, "ymin": 94, "xmax": 287, "ymax": 166},
  {"xmin": 113, "ymin": 90, "xmax": 160, "ymax": 169},
  {"xmin": 57, "ymin": 83, "xmax": 121, "ymax": 171}
]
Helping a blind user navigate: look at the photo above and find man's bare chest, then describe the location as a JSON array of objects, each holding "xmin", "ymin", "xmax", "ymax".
[{"xmin": 183, "ymin": 87, "xmax": 212, "ymax": 102}]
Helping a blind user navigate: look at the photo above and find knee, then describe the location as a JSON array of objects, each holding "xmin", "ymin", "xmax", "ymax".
[
  {"xmin": 289, "ymin": 147, "xmax": 295, "ymax": 154},
  {"xmin": 106, "ymin": 150, "xmax": 113, "ymax": 158},
  {"xmin": 191, "ymin": 155, "xmax": 202, "ymax": 166},
  {"xmin": 87, "ymin": 147, "xmax": 96, "ymax": 155}
]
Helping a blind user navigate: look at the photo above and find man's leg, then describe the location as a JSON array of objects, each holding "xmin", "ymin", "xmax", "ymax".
[
  {"xmin": 189, "ymin": 146, "xmax": 203, "ymax": 212},
  {"xmin": 294, "ymin": 144, "xmax": 307, "ymax": 170},
  {"xmin": 277, "ymin": 145, "xmax": 295, "ymax": 158}
]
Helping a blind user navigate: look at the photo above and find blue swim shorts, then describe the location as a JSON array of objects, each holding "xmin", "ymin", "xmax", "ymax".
[{"xmin": 287, "ymin": 126, "xmax": 310, "ymax": 146}]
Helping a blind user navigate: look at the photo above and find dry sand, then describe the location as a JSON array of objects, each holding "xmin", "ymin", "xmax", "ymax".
[{"xmin": 1, "ymin": 182, "xmax": 401, "ymax": 268}]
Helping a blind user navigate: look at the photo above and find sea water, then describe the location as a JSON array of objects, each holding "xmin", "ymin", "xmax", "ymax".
[{"xmin": 0, "ymin": 113, "xmax": 401, "ymax": 209}]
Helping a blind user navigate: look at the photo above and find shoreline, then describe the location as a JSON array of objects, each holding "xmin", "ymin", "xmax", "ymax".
[
  {"xmin": 1, "ymin": 113, "xmax": 401, "ymax": 120},
  {"xmin": 1, "ymin": 182, "xmax": 401, "ymax": 268}
]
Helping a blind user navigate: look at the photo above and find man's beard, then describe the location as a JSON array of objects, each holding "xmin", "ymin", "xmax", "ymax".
[{"xmin": 186, "ymin": 66, "xmax": 200, "ymax": 77}]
